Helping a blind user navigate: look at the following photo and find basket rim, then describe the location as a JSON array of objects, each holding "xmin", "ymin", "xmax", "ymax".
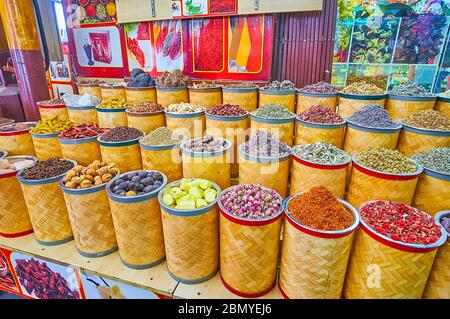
[
  {"xmin": 205, "ymin": 112, "xmax": 249, "ymax": 121},
  {"xmin": 0, "ymin": 156, "xmax": 36, "ymax": 179},
  {"xmin": 164, "ymin": 109, "xmax": 205, "ymax": 117},
  {"xmin": 58, "ymin": 135, "xmax": 100, "ymax": 144},
  {"xmin": 250, "ymin": 113, "xmax": 296, "ymax": 123},
  {"xmin": 296, "ymin": 117, "xmax": 346, "ymax": 128},
  {"xmin": 156, "ymin": 86, "xmax": 188, "ymax": 91},
  {"xmin": 36, "ymin": 102, "xmax": 66, "ymax": 109},
  {"xmin": 125, "ymin": 85, "xmax": 156, "ymax": 90},
  {"xmin": 400, "ymin": 122, "xmax": 450, "ymax": 136},
  {"xmin": 435, "ymin": 210, "xmax": 450, "ymax": 238},
  {"xmin": 180, "ymin": 137, "xmax": 232, "ymax": 158},
  {"xmin": 125, "ymin": 109, "xmax": 164, "ymax": 116},
  {"xmin": 421, "ymin": 167, "xmax": 450, "ymax": 181},
  {"xmin": 259, "ymin": 87, "xmax": 297, "ymax": 94},
  {"xmin": 221, "ymin": 87, "xmax": 258, "ymax": 92},
  {"xmin": 338, "ymin": 92, "xmax": 387, "ymax": 99},
  {"xmin": 346, "ymin": 119, "xmax": 402, "ymax": 132},
  {"xmin": 17, "ymin": 159, "xmax": 77, "ymax": 185},
  {"xmin": 139, "ymin": 139, "xmax": 184, "ymax": 150},
  {"xmin": 95, "ymin": 106, "xmax": 128, "ymax": 113},
  {"xmin": 0, "ymin": 122, "xmax": 36, "ymax": 135},
  {"xmin": 387, "ymin": 93, "xmax": 436, "ymax": 101},
  {"xmin": 31, "ymin": 131, "xmax": 62, "ymax": 138},
  {"xmin": 67, "ymin": 105, "xmax": 97, "ymax": 110},
  {"xmin": 352, "ymin": 154, "xmax": 423, "ymax": 179},
  {"xmin": 291, "ymin": 149, "xmax": 351, "ymax": 169},
  {"xmin": 97, "ymin": 134, "xmax": 144, "ymax": 146},
  {"xmin": 238, "ymin": 142, "xmax": 291, "ymax": 162},
  {"xmin": 296, "ymin": 90, "xmax": 338, "ymax": 97},
  {"xmin": 437, "ymin": 95, "xmax": 450, "ymax": 102}
]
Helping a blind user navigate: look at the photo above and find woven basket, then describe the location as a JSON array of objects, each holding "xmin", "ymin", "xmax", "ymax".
[
  {"xmin": 158, "ymin": 179, "xmax": 220, "ymax": 283},
  {"xmin": 126, "ymin": 110, "xmax": 166, "ymax": 134},
  {"xmin": 125, "ymin": 86, "xmax": 157, "ymax": 104},
  {"xmin": 250, "ymin": 114, "xmax": 296, "ymax": 146},
  {"xmin": 296, "ymin": 92, "xmax": 338, "ymax": 114},
  {"xmin": 100, "ymin": 85, "xmax": 126, "ymax": 101},
  {"xmin": 412, "ymin": 169, "xmax": 450, "ymax": 216},
  {"xmin": 337, "ymin": 93, "xmax": 386, "ymax": 118},
  {"xmin": 31, "ymin": 132, "xmax": 63, "ymax": 160},
  {"xmin": 0, "ymin": 156, "xmax": 35, "ymax": 237},
  {"xmin": 259, "ymin": 88, "xmax": 296, "ymax": 112},
  {"xmin": 165, "ymin": 110, "xmax": 205, "ymax": 139},
  {"xmin": 37, "ymin": 102, "xmax": 69, "ymax": 121},
  {"xmin": 222, "ymin": 87, "xmax": 258, "ymax": 112},
  {"xmin": 78, "ymin": 83, "xmax": 101, "ymax": 98},
  {"xmin": 181, "ymin": 138, "xmax": 231, "ymax": 190},
  {"xmin": 96, "ymin": 107, "xmax": 128, "ymax": 129},
  {"xmin": 344, "ymin": 202, "xmax": 447, "ymax": 299},
  {"xmin": 60, "ymin": 179, "xmax": 117, "ymax": 257},
  {"xmin": 343, "ymin": 121, "xmax": 401, "ymax": 155},
  {"xmin": 385, "ymin": 95, "xmax": 436, "ymax": 121},
  {"xmin": 205, "ymin": 113, "xmax": 249, "ymax": 176},
  {"xmin": 67, "ymin": 106, "xmax": 99, "ymax": 125},
  {"xmin": 423, "ymin": 210, "xmax": 450, "ymax": 299},
  {"xmin": 107, "ymin": 170, "xmax": 167, "ymax": 269},
  {"xmin": 290, "ymin": 153, "xmax": 350, "ymax": 198},
  {"xmin": 435, "ymin": 97, "xmax": 450, "ymax": 118},
  {"xmin": 279, "ymin": 197, "xmax": 359, "ymax": 299},
  {"xmin": 17, "ymin": 160, "xmax": 76, "ymax": 245},
  {"xmin": 0, "ymin": 123, "xmax": 36, "ymax": 156},
  {"xmin": 59, "ymin": 136, "xmax": 102, "ymax": 166},
  {"xmin": 140, "ymin": 142, "xmax": 183, "ymax": 183},
  {"xmin": 295, "ymin": 119, "xmax": 345, "ymax": 148},
  {"xmin": 219, "ymin": 186, "xmax": 283, "ymax": 297},
  {"xmin": 397, "ymin": 124, "xmax": 450, "ymax": 157},
  {"xmin": 188, "ymin": 87, "xmax": 222, "ymax": 108},
  {"xmin": 156, "ymin": 87, "xmax": 189, "ymax": 108},
  {"xmin": 238, "ymin": 146, "xmax": 291, "ymax": 198},
  {"xmin": 98, "ymin": 136, "xmax": 143, "ymax": 173}
]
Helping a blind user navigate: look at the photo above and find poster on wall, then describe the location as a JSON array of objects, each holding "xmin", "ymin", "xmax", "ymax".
[
  {"xmin": 0, "ymin": 249, "xmax": 20, "ymax": 294},
  {"xmin": 192, "ymin": 17, "xmax": 225, "ymax": 72},
  {"xmin": 49, "ymin": 57, "xmax": 72, "ymax": 82},
  {"xmin": 124, "ymin": 22, "xmax": 154, "ymax": 72},
  {"xmin": 153, "ymin": 20, "xmax": 184, "ymax": 71},
  {"xmin": 171, "ymin": 0, "xmax": 238, "ymax": 18},
  {"xmin": 67, "ymin": 0, "xmax": 117, "ymax": 26}
]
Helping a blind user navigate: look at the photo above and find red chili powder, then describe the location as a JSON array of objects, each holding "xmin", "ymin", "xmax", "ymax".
[{"xmin": 287, "ymin": 186, "xmax": 354, "ymax": 231}]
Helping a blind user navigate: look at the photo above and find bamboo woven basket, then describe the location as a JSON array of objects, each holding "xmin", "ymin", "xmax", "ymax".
[
  {"xmin": 343, "ymin": 121, "xmax": 402, "ymax": 155},
  {"xmin": 100, "ymin": 84, "xmax": 126, "ymax": 101},
  {"xmin": 98, "ymin": 136, "xmax": 143, "ymax": 173},
  {"xmin": 0, "ymin": 156, "xmax": 36, "ymax": 238},
  {"xmin": 412, "ymin": 168, "xmax": 450, "ymax": 216},
  {"xmin": 0, "ymin": 122, "xmax": 36, "ymax": 156},
  {"xmin": 17, "ymin": 160, "xmax": 76, "ymax": 245},
  {"xmin": 126, "ymin": 110, "xmax": 166, "ymax": 134},
  {"xmin": 337, "ymin": 93, "xmax": 386, "ymax": 118},
  {"xmin": 37, "ymin": 101, "xmax": 69, "ymax": 121},
  {"xmin": 423, "ymin": 210, "xmax": 450, "ymax": 299},
  {"xmin": 397, "ymin": 124, "xmax": 450, "ymax": 157},
  {"xmin": 279, "ymin": 197, "xmax": 359, "ymax": 299},
  {"xmin": 31, "ymin": 132, "xmax": 63, "ymax": 160},
  {"xmin": 219, "ymin": 185, "xmax": 283, "ymax": 297},
  {"xmin": 259, "ymin": 88, "xmax": 296, "ymax": 112},
  {"xmin": 107, "ymin": 170, "xmax": 167, "ymax": 269},
  {"xmin": 78, "ymin": 83, "xmax": 101, "ymax": 98},
  {"xmin": 125, "ymin": 86, "xmax": 157, "ymax": 104},
  {"xmin": 158, "ymin": 179, "xmax": 220, "ymax": 283},
  {"xmin": 165, "ymin": 110, "xmax": 205, "ymax": 139},
  {"xmin": 96, "ymin": 107, "xmax": 128, "ymax": 129},
  {"xmin": 67, "ymin": 106, "xmax": 99, "ymax": 125},
  {"xmin": 344, "ymin": 201, "xmax": 447, "ymax": 299},
  {"xmin": 290, "ymin": 152, "xmax": 351, "ymax": 198},
  {"xmin": 156, "ymin": 87, "xmax": 189, "ymax": 108},
  {"xmin": 59, "ymin": 136, "xmax": 102, "ymax": 166},
  {"xmin": 181, "ymin": 138, "xmax": 231, "ymax": 190},
  {"xmin": 238, "ymin": 146, "xmax": 291, "ymax": 198},
  {"xmin": 188, "ymin": 86, "xmax": 222, "ymax": 108},
  {"xmin": 140, "ymin": 142, "xmax": 183, "ymax": 183},
  {"xmin": 385, "ymin": 94, "xmax": 436, "ymax": 121},
  {"xmin": 205, "ymin": 113, "xmax": 249, "ymax": 176},
  {"xmin": 346, "ymin": 156, "xmax": 422, "ymax": 208},
  {"xmin": 250, "ymin": 114, "xmax": 296, "ymax": 146},
  {"xmin": 435, "ymin": 97, "xmax": 450, "ymax": 118},
  {"xmin": 296, "ymin": 92, "xmax": 338, "ymax": 114},
  {"xmin": 222, "ymin": 87, "xmax": 258, "ymax": 112},
  {"xmin": 60, "ymin": 179, "xmax": 117, "ymax": 257},
  {"xmin": 295, "ymin": 119, "xmax": 345, "ymax": 147}
]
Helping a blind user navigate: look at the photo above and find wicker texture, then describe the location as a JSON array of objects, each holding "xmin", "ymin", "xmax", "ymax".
[
  {"xmin": 259, "ymin": 92, "xmax": 296, "ymax": 112},
  {"xmin": 338, "ymin": 97, "xmax": 386, "ymax": 118},
  {"xmin": 343, "ymin": 127, "xmax": 400, "ymax": 155},
  {"xmin": 125, "ymin": 88, "xmax": 157, "ymax": 104},
  {"xmin": 0, "ymin": 133, "xmax": 35, "ymax": 156},
  {"xmin": 295, "ymin": 123, "xmax": 344, "ymax": 147},
  {"xmin": 97, "ymin": 110, "xmax": 128, "ymax": 129},
  {"xmin": 412, "ymin": 173, "xmax": 450, "ymax": 216},
  {"xmin": 397, "ymin": 129, "xmax": 450, "ymax": 157},
  {"xmin": 126, "ymin": 112, "xmax": 166, "ymax": 133},
  {"xmin": 67, "ymin": 108, "xmax": 98, "ymax": 125},
  {"xmin": 182, "ymin": 152, "xmax": 230, "ymax": 190},
  {"xmin": 222, "ymin": 91, "xmax": 258, "ymax": 111},
  {"xmin": 78, "ymin": 85, "xmax": 101, "ymax": 98},
  {"xmin": 100, "ymin": 143, "xmax": 142, "ymax": 173},
  {"xmin": 100, "ymin": 87, "xmax": 126, "ymax": 100},
  {"xmin": 435, "ymin": 100, "xmax": 450, "ymax": 118},
  {"xmin": 385, "ymin": 98, "xmax": 435, "ymax": 121},
  {"xmin": 423, "ymin": 240, "xmax": 450, "ymax": 299},
  {"xmin": 296, "ymin": 94, "xmax": 337, "ymax": 114},
  {"xmin": 141, "ymin": 147, "xmax": 182, "ymax": 183},
  {"xmin": 166, "ymin": 115, "xmax": 205, "ymax": 139},
  {"xmin": 60, "ymin": 140, "xmax": 102, "ymax": 166},
  {"xmin": 189, "ymin": 90, "xmax": 222, "ymax": 108},
  {"xmin": 38, "ymin": 107, "xmax": 69, "ymax": 121},
  {"xmin": 32, "ymin": 135, "xmax": 63, "ymax": 160},
  {"xmin": 156, "ymin": 88, "xmax": 189, "ymax": 108},
  {"xmin": 251, "ymin": 119, "xmax": 295, "ymax": 146}
]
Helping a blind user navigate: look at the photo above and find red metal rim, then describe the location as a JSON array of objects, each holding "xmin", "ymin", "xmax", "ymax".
[
  {"xmin": 220, "ymin": 208, "xmax": 283, "ymax": 226},
  {"xmin": 353, "ymin": 160, "xmax": 420, "ymax": 181},
  {"xmin": 293, "ymin": 155, "xmax": 350, "ymax": 170},
  {"xmin": 37, "ymin": 104, "xmax": 66, "ymax": 109},
  {"xmin": 0, "ymin": 229, "xmax": 34, "ymax": 238},
  {"xmin": 0, "ymin": 129, "xmax": 30, "ymax": 136},
  {"xmin": 278, "ymin": 283, "xmax": 289, "ymax": 299},
  {"xmin": 220, "ymin": 275, "xmax": 274, "ymax": 298},
  {"xmin": 0, "ymin": 171, "xmax": 18, "ymax": 179}
]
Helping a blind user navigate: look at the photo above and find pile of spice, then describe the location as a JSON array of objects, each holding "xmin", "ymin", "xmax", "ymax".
[
  {"xmin": 412, "ymin": 147, "xmax": 450, "ymax": 175},
  {"xmin": 30, "ymin": 116, "xmax": 73, "ymax": 134},
  {"xmin": 63, "ymin": 93, "xmax": 101, "ymax": 107},
  {"xmin": 166, "ymin": 102, "xmax": 204, "ymax": 114},
  {"xmin": 0, "ymin": 157, "xmax": 34, "ymax": 174},
  {"xmin": 355, "ymin": 147, "xmax": 418, "ymax": 174},
  {"xmin": 97, "ymin": 97, "xmax": 129, "ymax": 109},
  {"xmin": 100, "ymin": 82, "xmax": 125, "ymax": 88},
  {"xmin": 298, "ymin": 81, "xmax": 338, "ymax": 94},
  {"xmin": 389, "ymin": 82, "xmax": 432, "ymax": 97},
  {"xmin": 63, "ymin": 161, "xmax": 119, "ymax": 189},
  {"xmin": 20, "ymin": 158, "xmax": 75, "ymax": 180},
  {"xmin": 220, "ymin": 184, "xmax": 282, "ymax": 219},
  {"xmin": 155, "ymin": 69, "xmax": 190, "ymax": 87},
  {"xmin": 127, "ymin": 68, "xmax": 154, "ymax": 87},
  {"xmin": 292, "ymin": 142, "xmax": 349, "ymax": 165},
  {"xmin": 342, "ymin": 81, "xmax": 385, "ymax": 95},
  {"xmin": 0, "ymin": 118, "xmax": 13, "ymax": 126},
  {"xmin": 298, "ymin": 105, "xmax": 343, "ymax": 124},
  {"xmin": 263, "ymin": 80, "xmax": 296, "ymax": 91},
  {"xmin": 251, "ymin": 104, "xmax": 295, "ymax": 119},
  {"xmin": 127, "ymin": 102, "xmax": 163, "ymax": 113},
  {"xmin": 0, "ymin": 122, "xmax": 35, "ymax": 132},
  {"xmin": 59, "ymin": 123, "xmax": 108, "ymax": 139},
  {"xmin": 162, "ymin": 178, "xmax": 217, "ymax": 209},
  {"xmin": 191, "ymin": 82, "xmax": 219, "ymax": 88},
  {"xmin": 360, "ymin": 201, "xmax": 442, "ymax": 245},
  {"xmin": 184, "ymin": 136, "xmax": 227, "ymax": 152},
  {"xmin": 441, "ymin": 214, "xmax": 450, "ymax": 234},
  {"xmin": 347, "ymin": 104, "xmax": 400, "ymax": 128},
  {"xmin": 140, "ymin": 127, "xmax": 184, "ymax": 146},
  {"xmin": 78, "ymin": 79, "xmax": 103, "ymax": 86},
  {"xmin": 403, "ymin": 110, "xmax": 450, "ymax": 130},
  {"xmin": 287, "ymin": 186, "xmax": 354, "ymax": 231},
  {"xmin": 99, "ymin": 126, "xmax": 143, "ymax": 142},
  {"xmin": 224, "ymin": 82, "xmax": 258, "ymax": 89},
  {"xmin": 111, "ymin": 171, "xmax": 164, "ymax": 197},
  {"xmin": 37, "ymin": 98, "xmax": 65, "ymax": 106},
  {"xmin": 206, "ymin": 104, "xmax": 246, "ymax": 116},
  {"xmin": 241, "ymin": 130, "xmax": 290, "ymax": 158}
]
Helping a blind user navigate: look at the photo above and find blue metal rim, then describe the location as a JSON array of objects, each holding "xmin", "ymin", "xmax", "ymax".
[
  {"xmin": 121, "ymin": 256, "xmax": 166, "ymax": 270},
  {"xmin": 437, "ymin": 96, "xmax": 450, "ymax": 103},
  {"xmin": 259, "ymin": 88, "xmax": 296, "ymax": 95},
  {"xmin": 59, "ymin": 177, "xmax": 107, "ymax": 195},
  {"xmin": 238, "ymin": 144, "xmax": 291, "ymax": 163},
  {"xmin": 139, "ymin": 141, "xmax": 182, "ymax": 151},
  {"xmin": 97, "ymin": 135, "xmax": 143, "ymax": 147},
  {"xmin": 205, "ymin": 113, "xmax": 248, "ymax": 121},
  {"xmin": 249, "ymin": 114, "xmax": 296, "ymax": 123},
  {"xmin": 180, "ymin": 138, "xmax": 232, "ymax": 158},
  {"xmin": 58, "ymin": 135, "xmax": 99, "ymax": 145},
  {"xmin": 401, "ymin": 123, "xmax": 450, "ymax": 136},
  {"xmin": 95, "ymin": 107, "xmax": 127, "ymax": 113},
  {"xmin": 387, "ymin": 94, "xmax": 436, "ymax": 101},
  {"xmin": 67, "ymin": 105, "xmax": 96, "ymax": 110},
  {"xmin": 167, "ymin": 267, "xmax": 218, "ymax": 284},
  {"xmin": 156, "ymin": 86, "xmax": 187, "ymax": 91},
  {"xmin": 77, "ymin": 246, "xmax": 118, "ymax": 258},
  {"xmin": 435, "ymin": 210, "xmax": 450, "ymax": 237},
  {"xmin": 346, "ymin": 120, "xmax": 402, "ymax": 133},
  {"xmin": 221, "ymin": 87, "xmax": 258, "ymax": 93},
  {"xmin": 17, "ymin": 159, "xmax": 77, "ymax": 185},
  {"xmin": 339, "ymin": 93, "xmax": 387, "ymax": 100},
  {"xmin": 36, "ymin": 236, "xmax": 74, "ymax": 246},
  {"xmin": 423, "ymin": 168, "xmax": 450, "ymax": 181},
  {"xmin": 164, "ymin": 110, "xmax": 205, "ymax": 118},
  {"xmin": 31, "ymin": 132, "xmax": 60, "ymax": 138},
  {"xmin": 296, "ymin": 118, "xmax": 346, "ymax": 129},
  {"xmin": 296, "ymin": 91, "xmax": 338, "ymax": 97}
]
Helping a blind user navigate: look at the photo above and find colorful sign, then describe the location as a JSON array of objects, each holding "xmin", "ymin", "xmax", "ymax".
[
  {"xmin": 171, "ymin": 0, "xmax": 238, "ymax": 19},
  {"xmin": 0, "ymin": 248, "xmax": 20, "ymax": 295}
]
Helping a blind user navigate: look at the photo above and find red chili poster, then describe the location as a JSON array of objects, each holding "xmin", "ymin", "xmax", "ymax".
[{"xmin": 0, "ymin": 248, "xmax": 20, "ymax": 295}]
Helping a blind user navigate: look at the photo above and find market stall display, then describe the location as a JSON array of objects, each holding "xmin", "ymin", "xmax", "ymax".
[
  {"xmin": 37, "ymin": 98, "xmax": 69, "ymax": 121},
  {"xmin": 296, "ymin": 82, "xmax": 338, "ymax": 114},
  {"xmin": 96, "ymin": 98, "xmax": 129, "ymax": 129},
  {"xmin": 125, "ymin": 69, "xmax": 156, "ymax": 104},
  {"xmin": 77, "ymin": 79, "xmax": 103, "ymax": 98},
  {"xmin": 125, "ymin": 102, "xmax": 165, "ymax": 133},
  {"xmin": 259, "ymin": 81, "xmax": 297, "ymax": 112},
  {"xmin": 222, "ymin": 82, "xmax": 259, "ymax": 112},
  {"xmin": 165, "ymin": 103, "xmax": 205, "ymax": 139},
  {"xmin": 338, "ymin": 81, "xmax": 386, "ymax": 118},
  {"xmin": 155, "ymin": 70, "xmax": 190, "ymax": 107},
  {"xmin": 0, "ymin": 123, "xmax": 36, "ymax": 156},
  {"xmin": 99, "ymin": 83, "xmax": 127, "ymax": 101},
  {"xmin": 188, "ymin": 83, "xmax": 222, "ymax": 109},
  {"xmin": 63, "ymin": 93, "xmax": 101, "ymax": 125}
]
